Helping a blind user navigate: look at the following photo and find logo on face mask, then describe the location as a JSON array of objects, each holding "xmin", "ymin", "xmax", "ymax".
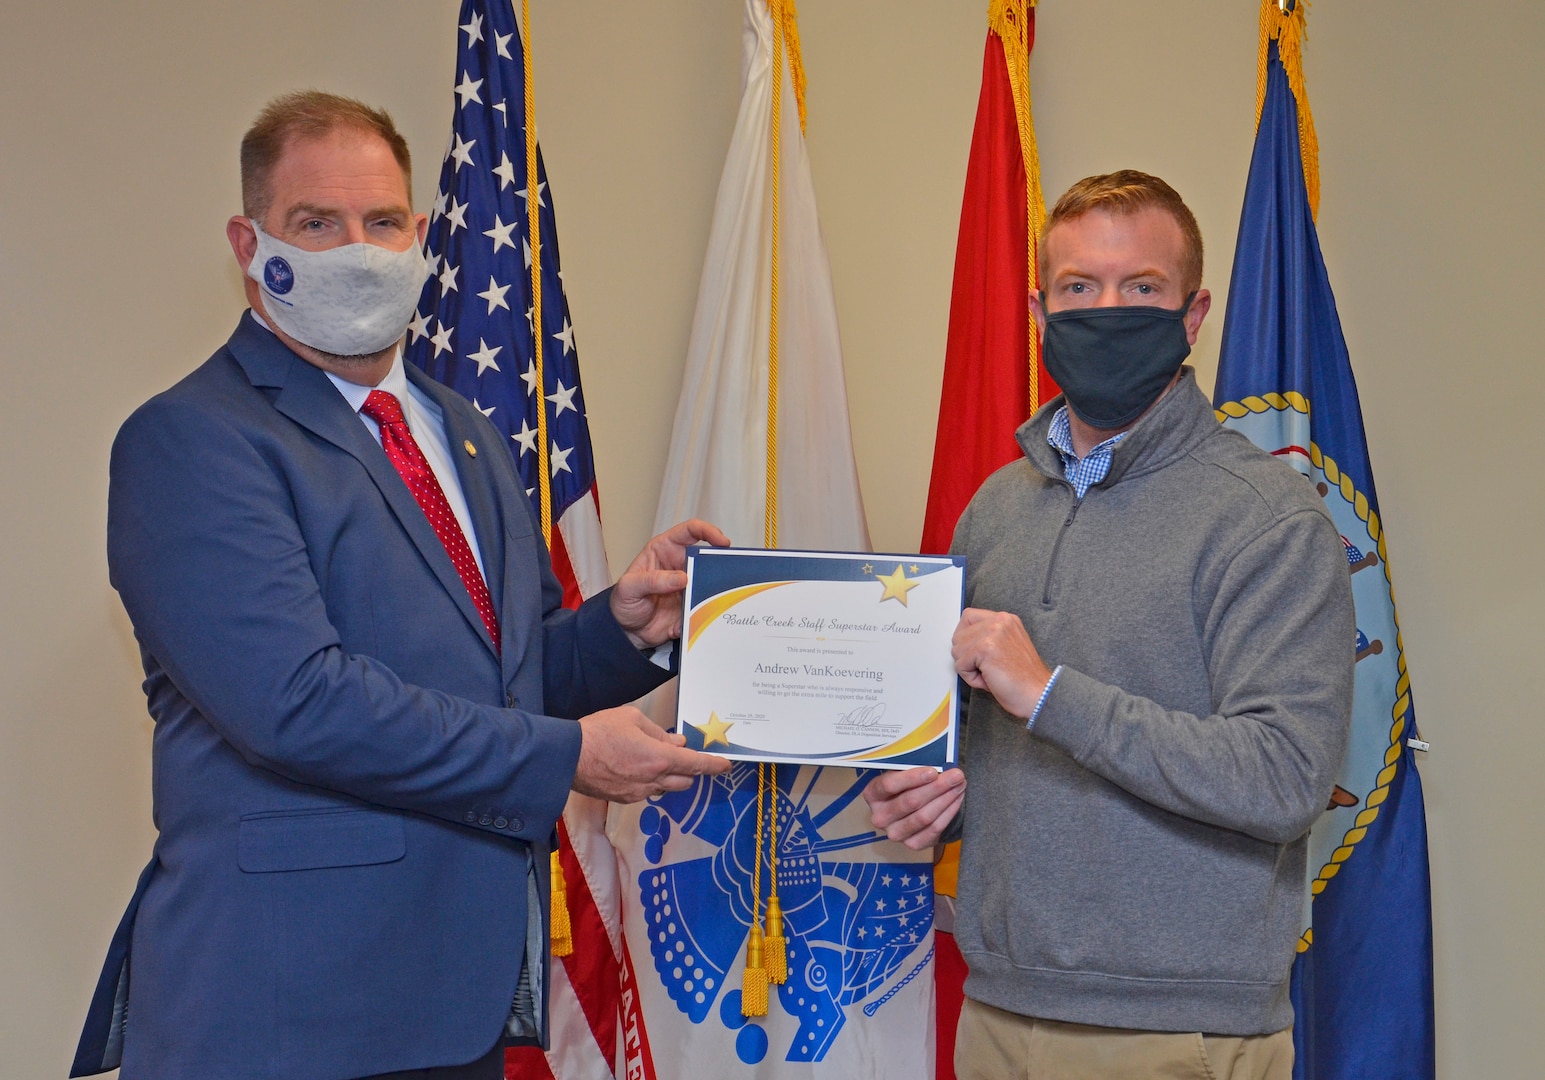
[
  {"xmin": 245, "ymin": 221, "xmax": 427, "ymax": 356},
  {"xmin": 263, "ymin": 256, "xmax": 295, "ymax": 296}
]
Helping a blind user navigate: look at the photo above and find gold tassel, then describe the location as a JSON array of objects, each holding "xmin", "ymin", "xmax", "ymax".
[
  {"xmin": 764, "ymin": 894, "xmax": 788, "ymax": 985},
  {"xmin": 550, "ymin": 850, "xmax": 573, "ymax": 958},
  {"xmin": 764, "ymin": 762, "xmax": 788, "ymax": 984},
  {"xmin": 741, "ymin": 924, "xmax": 769, "ymax": 1017}
]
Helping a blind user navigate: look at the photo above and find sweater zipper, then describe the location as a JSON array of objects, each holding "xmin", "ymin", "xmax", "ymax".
[{"xmin": 1040, "ymin": 492, "xmax": 1082, "ymax": 607}]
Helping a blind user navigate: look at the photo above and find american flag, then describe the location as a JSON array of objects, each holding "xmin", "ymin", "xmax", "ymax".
[
  {"xmin": 406, "ymin": 3, "xmax": 621, "ymax": 1079},
  {"xmin": 408, "ymin": 0, "xmax": 609, "ymax": 608}
]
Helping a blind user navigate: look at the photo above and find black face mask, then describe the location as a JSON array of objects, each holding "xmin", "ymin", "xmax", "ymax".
[{"xmin": 1040, "ymin": 292, "xmax": 1196, "ymax": 429}]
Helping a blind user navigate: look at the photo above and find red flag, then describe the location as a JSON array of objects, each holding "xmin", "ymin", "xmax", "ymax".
[
  {"xmin": 920, "ymin": 0, "xmax": 1054, "ymax": 556},
  {"xmin": 921, "ymin": 4, "xmax": 1051, "ymax": 1078}
]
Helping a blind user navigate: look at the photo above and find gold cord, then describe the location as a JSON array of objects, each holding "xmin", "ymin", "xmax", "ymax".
[
  {"xmin": 988, "ymin": 0, "xmax": 1046, "ymax": 415},
  {"xmin": 742, "ymin": 762, "xmax": 770, "ymax": 1015},
  {"xmin": 763, "ymin": 0, "xmax": 785, "ymax": 550},
  {"xmin": 764, "ymin": 765, "xmax": 787, "ymax": 984},
  {"xmin": 521, "ymin": 0, "xmax": 552, "ymax": 543}
]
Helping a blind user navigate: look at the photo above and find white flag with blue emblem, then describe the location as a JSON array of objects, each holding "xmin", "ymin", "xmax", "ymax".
[{"xmin": 607, "ymin": 1, "xmax": 935, "ymax": 1077}]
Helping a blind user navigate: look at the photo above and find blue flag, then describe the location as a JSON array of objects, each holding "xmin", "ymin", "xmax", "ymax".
[{"xmin": 1213, "ymin": 13, "xmax": 1435, "ymax": 1080}]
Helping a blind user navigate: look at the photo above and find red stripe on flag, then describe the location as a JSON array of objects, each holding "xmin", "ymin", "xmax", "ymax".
[
  {"xmin": 547, "ymin": 521, "xmax": 585, "ymax": 611},
  {"xmin": 505, "ymin": 1045, "xmax": 556, "ymax": 1080},
  {"xmin": 554, "ymin": 818, "xmax": 621, "ymax": 1070},
  {"xmin": 505, "ymin": 816, "xmax": 620, "ymax": 1080},
  {"xmin": 617, "ymin": 940, "xmax": 658, "ymax": 1080},
  {"xmin": 933, "ymin": 931, "xmax": 968, "ymax": 1077}
]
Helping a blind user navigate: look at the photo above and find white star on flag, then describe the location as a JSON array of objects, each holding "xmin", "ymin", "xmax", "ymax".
[
  {"xmin": 483, "ymin": 215, "xmax": 517, "ymax": 253},
  {"xmin": 546, "ymin": 379, "xmax": 577, "ymax": 416},
  {"xmin": 438, "ymin": 262, "xmax": 459, "ymax": 294},
  {"xmin": 515, "ymin": 180, "xmax": 547, "ymax": 209},
  {"xmin": 553, "ymin": 318, "xmax": 575, "ymax": 356},
  {"xmin": 407, "ymin": 310, "xmax": 432, "ymax": 344},
  {"xmin": 511, "ymin": 418, "xmax": 538, "ymax": 456},
  {"xmin": 450, "ymin": 133, "xmax": 476, "ymax": 172},
  {"xmin": 444, "ymin": 196, "xmax": 469, "ymax": 234},
  {"xmin": 478, "ymin": 276, "xmax": 511, "ymax": 314},
  {"xmin": 454, "ymin": 71, "xmax": 483, "ymax": 108},
  {"xmin": 467, "ymin": 338, "xmax": 502, "ymax": 376},
  {"xmin": 492, "ymin": 151, "xmax": 517, "ymax": 190},
  {"xmin": 549, "ymin": 441, "xmax": 573, "ymax": 477},
  {"xmin": 460, "ymin": 11, "xmax": 482, "ymax": 45},
  {"xmin": 429, "ymin": 321, "xmax": 453, "ymax": 358}
]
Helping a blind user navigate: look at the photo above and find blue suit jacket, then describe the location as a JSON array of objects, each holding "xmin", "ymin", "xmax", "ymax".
[{"xmin": 73, "ymin": 315, "xmax": 668, "ymax": 1079}]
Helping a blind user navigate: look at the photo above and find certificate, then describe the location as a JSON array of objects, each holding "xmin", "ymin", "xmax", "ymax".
[{"xmin": 676, "ymin": 547, "xmax": 964, "ymax": 770}]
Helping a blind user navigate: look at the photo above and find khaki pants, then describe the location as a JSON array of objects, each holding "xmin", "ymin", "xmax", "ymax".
[{"xmin": 955, "ymin": 998, "xmax": 1294, "ymax": 1080}]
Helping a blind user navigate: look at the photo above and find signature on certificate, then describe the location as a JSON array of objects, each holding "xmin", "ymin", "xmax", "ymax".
[{"xmin": 834, "ymin": 702, "xmax": 888, "ymax": 731}]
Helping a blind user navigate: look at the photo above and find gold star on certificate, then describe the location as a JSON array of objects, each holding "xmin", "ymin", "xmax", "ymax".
[
  {"xmin": 696, "ymin": 712, "xmax": 734, "ymax": 748},
  {"xmin": 877, "ymin": 564, "xmax": 920, "ymax": 606},
  {"xmin": 861, "ymin": 563, "xmax": 874, "ymax": 575}
]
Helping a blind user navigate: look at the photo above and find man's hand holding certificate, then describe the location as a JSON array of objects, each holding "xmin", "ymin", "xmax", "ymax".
[{"xmin": 676, "ymin": 548, "xmax": 964, "ymax": 771}]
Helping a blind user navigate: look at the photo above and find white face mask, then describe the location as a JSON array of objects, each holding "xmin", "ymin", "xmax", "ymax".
[{"xmin": 245, "ymin": 221, "xmax": 427, "ymax": 357}]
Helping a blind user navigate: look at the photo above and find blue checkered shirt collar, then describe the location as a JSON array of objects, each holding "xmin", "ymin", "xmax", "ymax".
[{"xmin": 1046, "ymin": 405, "xmax": 1128, "ymax": 499}]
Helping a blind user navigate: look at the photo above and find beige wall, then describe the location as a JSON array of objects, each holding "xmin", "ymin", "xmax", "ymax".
[{"xmin": 1, "ymin": 1, "xmax": 1539, "ymax": 1075}]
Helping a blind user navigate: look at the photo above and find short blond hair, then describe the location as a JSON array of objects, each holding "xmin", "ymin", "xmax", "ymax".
[
  {"xmin": 240, "ymin": 90, "xmax": 412, "ymax": 219},
  {"xmin": 1039, "ymin": 170, "xmax": 1204, "ymax": 294}
]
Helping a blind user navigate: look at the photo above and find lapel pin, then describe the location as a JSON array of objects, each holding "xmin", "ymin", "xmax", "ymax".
[{"xmin": 464, "ymin": 440, "xmax": 477, "ymax": 458}]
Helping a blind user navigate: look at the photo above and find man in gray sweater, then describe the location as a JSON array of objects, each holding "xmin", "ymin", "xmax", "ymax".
[{"xmin": 866, "ymin": 171, "xmax": 1354, "ymax": 1079}]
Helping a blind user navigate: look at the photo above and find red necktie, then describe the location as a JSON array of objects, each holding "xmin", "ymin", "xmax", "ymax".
[{"xmin": 360, "ymin": 390, "xmax": 500, "ymax": 653}]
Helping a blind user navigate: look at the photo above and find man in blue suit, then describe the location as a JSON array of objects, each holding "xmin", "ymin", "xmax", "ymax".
[{"xmin": 73, "ymin": 92, "xmax": 730, "ymax": 1080}]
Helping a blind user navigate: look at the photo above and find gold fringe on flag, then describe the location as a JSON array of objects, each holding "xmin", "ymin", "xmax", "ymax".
[
  {"xmin": 776, "ymin": 0, "xmax": 808, "ymax": 135},
  {"xmin": 987, "ymin": 0, "xmax": 1047, "ymax": 416},
  {"xmin": 1257, "ymin": 0, "xmax": 1320, "ymax": 219}
]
